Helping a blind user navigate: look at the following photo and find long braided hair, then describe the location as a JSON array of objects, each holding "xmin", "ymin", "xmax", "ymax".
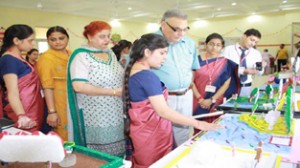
[{"xmin": 123, "ymin": 33, "xmax": 168, "ymax": 137}]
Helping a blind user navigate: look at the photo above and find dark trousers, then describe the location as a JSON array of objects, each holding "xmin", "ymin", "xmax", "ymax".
[{"xmin": 277, "ymin": 59, "xmax": 287, "ymax": 72}]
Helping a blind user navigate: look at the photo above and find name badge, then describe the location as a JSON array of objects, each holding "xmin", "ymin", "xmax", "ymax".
[
  {"xmin": 205, "ymin": 85, "xmax": 216, "ymax": 93},
  {"xmin": 239, "ymin": 66, "xmax": 245, "ymax": 71}
]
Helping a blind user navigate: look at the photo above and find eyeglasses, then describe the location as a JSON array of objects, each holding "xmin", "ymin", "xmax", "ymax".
[
  {"xmin": 165, "ymin": 22, "xmax": 190, "ymax": 33},
  {"xmin": 207, "ymin": 42, "xmax": 223, "ymax": 48}
]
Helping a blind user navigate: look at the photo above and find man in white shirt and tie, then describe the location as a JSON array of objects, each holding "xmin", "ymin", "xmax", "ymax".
[{"xmin": 223, "ymin": 28, "xmax": 266, "ymax": 97}]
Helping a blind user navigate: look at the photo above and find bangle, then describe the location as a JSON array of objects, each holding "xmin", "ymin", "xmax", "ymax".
[
  {"xmin": 113, "ymin": 89, "xmax": 116, "ymax": 96},
  {"xmin": 48, "ymin": 110, "xmax": 56, "ymax": 114},
  {"xmin": 210, "ymin": 97, "xmax": 216, "ymax": 103}
]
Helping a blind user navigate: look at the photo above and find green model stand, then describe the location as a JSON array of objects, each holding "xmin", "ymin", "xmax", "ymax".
[
  {"xmin": 249, "ymin": 88, "xmax": 260, "ymax": 116},
  {"xmin": 284, "ymin": 85, "xmax": 293, "ymax": 133},
  {"xmin": 265, "ymin": 84, "xmax": 274, "ymax": 103}
]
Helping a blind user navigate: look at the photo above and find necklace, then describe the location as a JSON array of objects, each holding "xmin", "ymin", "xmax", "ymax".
[
  {"xmin": 205, "ymin": 53, "xmax": 220, "ymax": 85},
  {"xmin": 6, "ymin": 48, "xmax": 22, "ymax": 58}
]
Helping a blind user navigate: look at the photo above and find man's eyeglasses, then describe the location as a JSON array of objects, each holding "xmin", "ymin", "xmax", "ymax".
[{"xmin": 165, "ymin": 22, "xmax": 190, "ymax": 33}]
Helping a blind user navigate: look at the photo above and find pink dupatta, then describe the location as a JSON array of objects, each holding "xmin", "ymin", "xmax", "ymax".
[{"xmin": 129, "ymin": 89, "xmax": 173, "ymax": 168}]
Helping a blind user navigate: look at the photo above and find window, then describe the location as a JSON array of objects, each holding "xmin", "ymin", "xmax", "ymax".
[{"xmin": 35, "ymin": 27, "xmax": 48, "ymax": 53}]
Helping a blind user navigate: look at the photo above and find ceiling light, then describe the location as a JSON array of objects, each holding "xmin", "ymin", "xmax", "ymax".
[
  {"xmin": 110, "ymin": 19, "xmax": 121, "ymax": 27},
  {"xmin": 37, "ymin": 2, "xmax": 43, "ymax": 9},
  {"xmin": 231, "ymin": 2, "xmax": 237, "ymax": 6},
  {"xmin": 247, "ymin": 15, "xmax": 261, "ymax": 22},
  {"xmin": 193, "ymin": 20, "xmax": 207, "ymax": 28},
  {"xmin": 128, "ymin": 7, "xmax": 132, "ymax": 10},
  {"xmin": 133, "ymin": 13, "xmax": 149, "ymax": 17},
  {"xmin": 282, "ymin": 0, "xmax": 288, "ymax": 3},
  {"xmin": 193, "ymin": 5, "xmax": 209, "ymax": 9},
  {"xmin": 217, "ymin": 8, "xmax": 221, "ymax": 11}
]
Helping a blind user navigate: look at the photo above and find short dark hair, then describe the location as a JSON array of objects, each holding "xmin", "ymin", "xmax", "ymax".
[
  {"xmin": 111, "ymin": 40, "xmax": 132, "ymax": 61},
  {"xmin": 26, "ymin": 48, "xmax": 38, "ymax": 61},
  {"xmin": 205, "ymin": 33, "xmax": 225, "ymax": 46},
  {"xmin": 46, "ymin": 26, "xmax": 69, "ymax": 39},
  {"xmin": 244, "ymin": 28, "xmax": 261, "ymax": 39}
]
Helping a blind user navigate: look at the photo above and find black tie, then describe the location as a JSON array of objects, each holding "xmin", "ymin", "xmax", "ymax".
[{"xmin": 240, "ymin": 47, "xmax": 247, "ymax": 82}]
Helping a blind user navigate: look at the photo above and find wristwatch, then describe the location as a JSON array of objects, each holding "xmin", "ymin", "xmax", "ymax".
[{"xmin": 210, "ymin": 97, "xmax": 216, "ymax": 103}]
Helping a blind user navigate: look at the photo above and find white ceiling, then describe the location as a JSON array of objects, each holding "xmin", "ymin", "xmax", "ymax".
[{"xmin": 1, "ymin": 0, "xmax": 300, "ymax": 23}]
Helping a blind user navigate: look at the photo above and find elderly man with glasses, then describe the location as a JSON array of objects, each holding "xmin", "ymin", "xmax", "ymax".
[{"xmin": 152, "ymin": 9, "xmax": 200, "ymax": 146}]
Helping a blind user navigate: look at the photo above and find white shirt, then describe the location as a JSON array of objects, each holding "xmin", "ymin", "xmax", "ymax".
[
  {"xmin": 261, "ymin": 52, "xmax": 271, "ymax": 67},
  {"xmin": 223, "ymin": 43, "xmax": 264, "ymax": 84}
]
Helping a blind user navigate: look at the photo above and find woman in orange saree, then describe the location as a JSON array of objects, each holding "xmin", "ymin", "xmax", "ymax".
[{"xmin": 36, "ymin": 26, "xmax": 71, "ymax": 140}]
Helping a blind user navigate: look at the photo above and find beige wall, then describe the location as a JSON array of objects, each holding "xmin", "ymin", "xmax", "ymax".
[
  {"xmin": 1, "ymin": 6, "xmax": 300, "ymax": 56},
  {"xmin": 187, "ymin": 11, "xmax": 300, "ymax": 56},
  {"xmin": 0, "ymin": 7, "xmax": 147, "ymax": 50}
]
